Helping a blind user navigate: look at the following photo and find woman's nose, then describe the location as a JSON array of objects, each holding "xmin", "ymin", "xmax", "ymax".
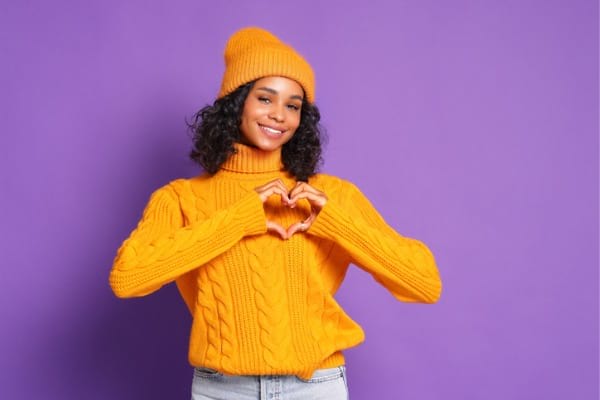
[{"xmin": 269, "ymin": 106, "xmax": 284, "ymax": 122}]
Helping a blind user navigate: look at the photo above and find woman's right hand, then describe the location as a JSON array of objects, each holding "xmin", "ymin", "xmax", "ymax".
[{"xmin": 254, "ymin": 178, "xmax": 292, "ymax": 240}]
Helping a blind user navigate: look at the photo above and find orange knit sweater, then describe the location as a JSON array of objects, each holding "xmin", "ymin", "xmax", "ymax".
[{"xmin": 108, "ymin": 142, "xmax": 442, "ymax": 380}]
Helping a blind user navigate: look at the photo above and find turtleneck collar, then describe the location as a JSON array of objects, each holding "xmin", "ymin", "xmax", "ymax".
[{"xmin": 219, "ymin": 142, "xmax": 285, "ymax": 174}]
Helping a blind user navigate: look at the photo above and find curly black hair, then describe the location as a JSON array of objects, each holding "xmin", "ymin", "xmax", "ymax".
[{"xmin": 187, "ymin": 80, "xmax": 327, "ymax": 182}]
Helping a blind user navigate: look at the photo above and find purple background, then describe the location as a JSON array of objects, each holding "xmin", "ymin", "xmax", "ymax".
[{"xmin": 1, "ymin": 1, "xmax": 597, "ymax": 399}]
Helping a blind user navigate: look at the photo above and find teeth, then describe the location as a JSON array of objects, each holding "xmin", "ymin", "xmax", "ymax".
[{"xmin": 261, "ymin": 125, "xmax": 282, "ymax": 134}]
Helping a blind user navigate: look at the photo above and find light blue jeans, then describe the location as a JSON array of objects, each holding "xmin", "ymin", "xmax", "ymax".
[{"xmin": 191, "ymin": 365, "xmax": 349, "ymax": 400}]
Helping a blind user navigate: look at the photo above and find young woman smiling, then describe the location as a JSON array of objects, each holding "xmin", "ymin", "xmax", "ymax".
[{"xmin": 109, "ymin": 27, "xmax": 443, "ymax": 400}]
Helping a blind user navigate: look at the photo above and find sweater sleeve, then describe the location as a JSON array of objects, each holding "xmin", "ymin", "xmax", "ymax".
[
  {"xmin": 109, "ymin": 182, "xmax": 267, "ymax": 298},
  {"xmin": 306, "ymin": 181, "xmax": 442, "ymax": 303}
]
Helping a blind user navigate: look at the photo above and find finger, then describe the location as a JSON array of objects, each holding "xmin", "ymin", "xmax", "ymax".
[
  {"xmin": 289, "ymin": 184, "xmax": 326, "ymax": 206},
  {"xmin": 269, "ymin": 181, "xmax": 293, "ymax": 204},
  {"xmin": 255, "ymin": 179, "xmax": 282, "ymax": 192},
  {"xmin": 255, "ymin": 179, "xmax": 291, "ymax": 202},
  {"xmin": 266, "ymin": 220, "xmax": 288, "ymax": 240},
  {"xmin": 303, "ymin": 210, "xmax": 317, "ymax": 226},
  {"xmin": 260, "ymin": 185, "xmax": 291, "ymax": 204},
  {"xmin": 288, "ymin": 191, "xmax": 327, "ymax": 209},
  {"xmin": 289, "ymin": 182, "xmax": 317, "ymax": 199},
  {"xmin": 286, "ymin": 211, "xmax": 318, "ymax": 238},
  {"xmin": 298, "ymin": 182, "xmax": 323, "ymax": 195},
  {"xmin": 286, "ymin": 220, "xmax": 308, "ymax": 238},
  {"xmin": 288, "ymin": 182, "xmax": 303, "ymax": 200},
  {"xmin": 258, "ymin": 180, "xmax": 287, "ymax": 193},
  {"xmin": 277, "ymin": 182, "xmax": 293, "ymax": 205}
]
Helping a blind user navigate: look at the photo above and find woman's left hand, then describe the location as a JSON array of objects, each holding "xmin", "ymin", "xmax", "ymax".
[{"xmin": 286, "ymin": 181, "xmax": 328, "ymax": 238}]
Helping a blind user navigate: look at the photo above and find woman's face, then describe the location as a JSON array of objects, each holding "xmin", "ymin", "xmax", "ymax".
[{"xmin": 239, "ymin": 76, "xmax": 304, "ymax": 152}]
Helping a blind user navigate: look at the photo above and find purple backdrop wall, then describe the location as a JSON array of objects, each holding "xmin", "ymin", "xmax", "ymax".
[{"xmin": 1, "ymin": 1, "xmax": 597, "ymax": 399}]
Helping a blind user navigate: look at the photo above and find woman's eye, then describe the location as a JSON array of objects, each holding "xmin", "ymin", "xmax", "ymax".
[
  {"xmin": 258, "ymin": 97, "xmax": 270, "ymax": 103},
  {"xmin": 287, "ymin": 104, "xmax": 300, "ymax": 111}
]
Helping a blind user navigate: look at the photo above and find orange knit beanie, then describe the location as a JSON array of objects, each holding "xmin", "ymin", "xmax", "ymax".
[{"xmin": 217, "ymin": 27, "xmax": 315, "ymax": 103}]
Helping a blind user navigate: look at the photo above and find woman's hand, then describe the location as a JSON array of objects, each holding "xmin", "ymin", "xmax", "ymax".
[
  {"xmin": 254, "ymin": 178, "xmax": 293, "ymax": 239},
  {"xmin": 254, "ymin": 179, "xmax": 327, "ymax": 240},
  {"xmin": 286, "ymin": 181, "xmax": 328, "ymax": 237}
]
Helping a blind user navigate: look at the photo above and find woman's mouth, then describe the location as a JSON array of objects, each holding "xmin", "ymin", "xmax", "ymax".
[{"xmin": 259, "ymin": 124, "xmax": 285, "ymax": 138}]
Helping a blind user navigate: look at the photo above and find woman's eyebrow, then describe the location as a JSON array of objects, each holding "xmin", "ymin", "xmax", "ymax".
[{"xmin": 256, "ymin": 87, "xmax": 303, "ymax": 101}]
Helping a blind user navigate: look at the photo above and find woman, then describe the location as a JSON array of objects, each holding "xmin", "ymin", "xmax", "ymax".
[{"xmin": 109, "ymin": 26, "xmax": 442, "ymax": 400}]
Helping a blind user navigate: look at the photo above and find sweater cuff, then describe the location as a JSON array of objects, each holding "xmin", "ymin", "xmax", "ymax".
[{"xmin": 233, "ymin": 190, "xmax": 267, "ymax": 236}]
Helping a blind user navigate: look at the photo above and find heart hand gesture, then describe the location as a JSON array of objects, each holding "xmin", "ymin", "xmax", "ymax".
[{"xmin": 254, "ymin": 179, "xmax": 328, "ymax": 240}]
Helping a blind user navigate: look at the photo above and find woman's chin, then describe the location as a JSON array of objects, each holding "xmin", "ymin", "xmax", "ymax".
[{"xmin": 253, "ymin": 139, "xmax": 286, "ymax": 152}]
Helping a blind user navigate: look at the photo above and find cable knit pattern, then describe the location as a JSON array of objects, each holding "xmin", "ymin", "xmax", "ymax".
[
  {"xmin": 108, "ymin": 142, "xmax": 443, "ymax": 380},
  {"xmin": 245, "ymin": 238, "xmax": 293, "ymax": 368},
  {"xmin": 195, "ymin": 264, "xmax": 219, "ymax": 363}
]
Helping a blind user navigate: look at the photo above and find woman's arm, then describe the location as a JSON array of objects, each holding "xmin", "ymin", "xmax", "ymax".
[
  {"xmin": 306, "ymin": 180, "xmax": 442, "ymax": 303},
  {"xmin": 108, "ymin": 182, "xmax": 266, "ymax": 298}
]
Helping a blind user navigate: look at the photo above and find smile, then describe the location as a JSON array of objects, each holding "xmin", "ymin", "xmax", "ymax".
[{"xmin": 259, "ymin": 124, "xmax": 284, "ymax": 136}]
